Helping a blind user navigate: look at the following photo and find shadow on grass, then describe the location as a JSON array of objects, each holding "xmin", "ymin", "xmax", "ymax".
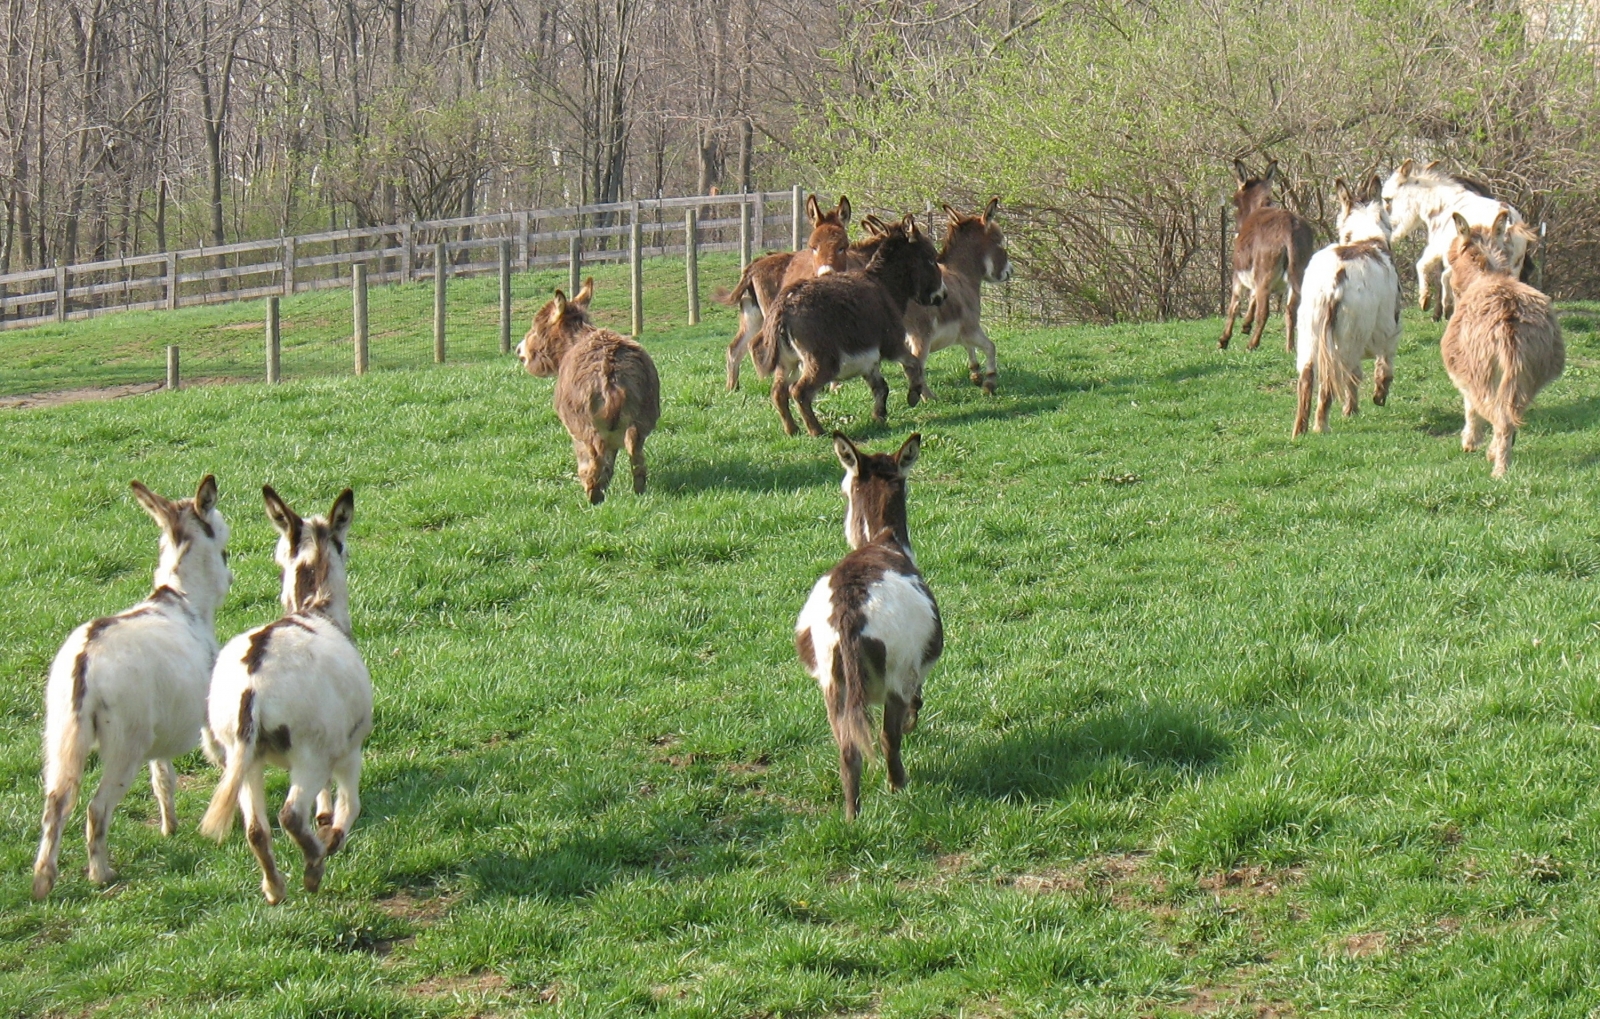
[
  {"xmin": 656, "ymin": 454, "xmax": 839, "ymax": 494},
  {"xmin": 1530, "ymin": 395, "xmax": 1600, "ymax": 434},
  {"xmin": 928, "ymin": 704, "xmax": 1230, "ymax": 802}
]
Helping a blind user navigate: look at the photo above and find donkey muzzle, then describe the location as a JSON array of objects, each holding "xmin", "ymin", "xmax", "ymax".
[{"xmin": 927, "ymin": 283, "xmax": 948, "ymax": 306}]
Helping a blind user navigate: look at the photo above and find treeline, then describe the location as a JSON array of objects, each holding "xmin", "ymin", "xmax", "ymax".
[
  {"xmin": 5, "ymin": 0, "xmax": 979, "ymax": 272},
  {"xmin": 812, "ymin": 0, "xmax": 1600, "ymax": 319}
]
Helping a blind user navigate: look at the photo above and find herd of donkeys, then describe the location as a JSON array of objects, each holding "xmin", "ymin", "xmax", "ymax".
[{"xmin": 27, "ymin": 165, "xmax": 1565, "ymax": 902}]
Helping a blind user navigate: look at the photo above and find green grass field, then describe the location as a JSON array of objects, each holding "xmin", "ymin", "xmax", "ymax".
[{"xmin": 4, "ymin": 270, "xmax": 1600, "ymax": 1017}]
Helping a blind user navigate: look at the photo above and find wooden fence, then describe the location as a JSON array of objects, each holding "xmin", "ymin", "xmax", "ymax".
[{"xmin": 1, "ymin": 188, "xmax": 806, "ymax": 331}]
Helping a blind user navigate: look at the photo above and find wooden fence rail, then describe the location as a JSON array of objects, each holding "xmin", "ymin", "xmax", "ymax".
[{"xmin": 1, "ymin": 188, "xmax": 801, "ymax": 332}]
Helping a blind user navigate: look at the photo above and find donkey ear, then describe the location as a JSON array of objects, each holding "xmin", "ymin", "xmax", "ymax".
[
  {"xmin": 328, "ymin": 489, "xmax": 354, "ymax": 544},
  {"xmin": 1397, "ymin": 158, "xmax": 1414, "ymax": 182},
  {"xmin": 900, "ymin": 212, "xmax": 918, "ymax": 234},
  {"xmin": 1424, "ymin": 159, "xmax": 1441, "ymax": 171},
  {"xmin": 130, "ymin": 481, "xmax": 180, "ymax": 534},
  {"xmin": 1334, "ymin": 178, "xmax": 1353, "ymax": 212},
  {"xmin": 943, "ymin": 203, "xmax": 961, "ymax": 228},
  {"xmin": 261, "ymin": 485, "xmax": 303, "ymax": 546},
  {"xmin": 575, "ymin": 277, "xmax": 594, "ymax": 306},
  {"xmin": 550, "ymin": 289, "xmax": 568, "ymax": 317},
  {"xmin": 1367, "ymin": 174, "xmax": 1383, "ymax": 201},
  {"xmin": 1492, "ymin": 208, "xmax": 1510, "ymax": 236},
  {"xmin": 895, "ymin": 433, "xmax": 922, "ymax": 475},
  {"xmin": 1452, "ymin": 212, "xmax": 1473, "ymax": 239},
  {"xmin": 806, "ymin": 194, "xmax": 822, "ymax": 225},
  {"xmin": 836, "ymin": 195, "xmax": 851, "ymax": 223},
  {"xmin": 983, "ymin": 196, "xmax": 1000, "ymax": 224},
  {"xmin": 193, "ymin": 475, "xmax": 218, "ymax": 517},
  {"xmin": 832, "ymin": 432, "xmax": 860, "ymax": 473},
  {"xmin": 1263, "ymin": 160, "xmax": 1278, "ymax": 184},
  {"xmin": 1231, "ymin": 159, "xmax": 1249, "ymax": 185}
]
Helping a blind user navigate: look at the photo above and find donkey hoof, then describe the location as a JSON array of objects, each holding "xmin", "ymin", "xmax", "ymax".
[
  {"xmin": 86, "ymin": 863, "xmax": 116, "ymax": 886},
  {"xmin": 303, "ymin": 861, "xmax": 326, "ymax": 893},
  {"xmin": 587, "ymin": 489, "xmax": 606, "ymax": 506},
  {"xmin": 263, "ymin": 876, "xmax": 287, "ymax": 905},
  {"xmin": 1246, "ymin": 338, "xmax": 1260, "ymax": 351},
  {"xmin": 1218, "ymin": 336, "xmax": 1230, "ymax": 350},
  {"xmin": 981, "ymin": 375, "xmax": 997, "ymax": 395},
  {"xmin": 907, "ymin": 389, "xmax": 922, "ymax": 408},
  {"xmin": 32, "ymin": 868, "xmax": 56, "ymax": 900},
  {"xmin": 1373, "ymin": 394, "xmax": 1387, "ymax": 408},
  {"xmin": 319, "ymin": 826, "xmax": 347, "ymax": 856}
]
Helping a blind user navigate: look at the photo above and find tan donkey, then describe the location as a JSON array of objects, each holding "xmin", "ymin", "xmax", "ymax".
[
  {"xmin": 518, "ymin": 278, "xmax": 661, "ymax": 504},
  {"xmin": 903, "ymin": 197, "xmax": 1013, "ymax": 400},
  {"xmin": 1439, "ymin": 212, "xmax": 1564, "ymax": 478}
]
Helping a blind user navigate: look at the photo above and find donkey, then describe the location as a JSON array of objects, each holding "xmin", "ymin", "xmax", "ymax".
[
  {"xmin": 518, "ymin": 277, "xmax": 661, "ymax": 504},
  {"xmin": 33, "ymin": 475, "xmax": 232, "ymax": 899},
  {"xmin": 201, "ymin": 487, "xmax": 371, "ymax": 904},
  {"xmin": 1292, "ymin": 177, "xmax": 1403, "ymax": 438},
  {"xmin": 795, "ymin": 433, "xmax": 941, "ymax": 820},
  {"xmin": 754, "ymin": 216, "xmax": 946, "ymax": 437},
  {"xmin": 903, "ymin": 197, "xmax": 1013, "ymax": 400},
  {"xmin": 1438, "ymin": 212, "xmax": 1564, "ymax": 478},
  {"xmin": 1383, "ymin": 159, "xmax": 1536, "ymax": 320},
  {"xmin": 1219, "ymin": 159, "xmax": 1316, "ymax": 353},
  {"xmin": 721, "ymin": 195, "xmax": 857, "ymax": 391}
]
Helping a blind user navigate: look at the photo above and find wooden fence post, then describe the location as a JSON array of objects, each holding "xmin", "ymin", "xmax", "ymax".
[
  {"xmin": 353, "ymin": 263, "xmax": 369, "ymax": 375},
  {"xmin": 1536, "ymin": 220, "xmax": 1548, "ymax": 292},
  {"xmin": 738, "ymin": 196, "xmax": 751, "ymax": 271},
  {"xmin": 1219, "ymin": 201, "xmax": 1230, "ymax": 316},
  {"xmin": 166, "ymin": 253, "xmax": 179, "ymax": 310},
  {"xmin": 283, "ymin": 237, "xmax": 296, "ymax": 295},
  {"xmin": 499, "ymin": 239, "xmax": 513, "ymax": 355},
  {"xmin": 166, "ymin": 345, "xmax": 180, "ymax": 390},
  {"xmin": 630, "ymin": 202, "xmax": 643, "ymax": 337},
  {"xmin": 55, "ymin": 265, "xmax": 67, "ymax": 322},
  {"xmin": 266, "ymin": 296, "xmax": 281, "ymax": 383},
  {"xmin": 434, "ymin": 242, "xmax": 447, "ymax": 363},
  {"xmin": 791, "ymin": 184, "xmax": 803, "ymax": 251},
  {"xmin": 685, "ymin": 209, "xmax": 700, "ymax": 325},
  {"xmin": 569, "ymin": 235, "xmax": 581, "ymax": 297},
  {"xmin": 402, "ymin": 224, "xmax": 415, "ymax": 283},
  {"xmin": 517, "ymin": 212, "xmax": 530, "ymax": 270}
]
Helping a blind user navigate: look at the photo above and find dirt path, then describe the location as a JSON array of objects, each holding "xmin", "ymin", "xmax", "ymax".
[{"xmin": 0, "ymin": 382, "xmax": 164, "ymax": 410}]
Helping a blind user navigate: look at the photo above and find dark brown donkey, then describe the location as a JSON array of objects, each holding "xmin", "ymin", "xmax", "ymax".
[
  {"xmin": 795, "ymin": 433, "xmax": 941, "ymax": 820},
  {"xmin": 720, "ymin": 195, "xmax": 856, "ymax": 391},
  {"xmin": 1219, "ymin": 159, "xmax": 1315, "ymax": 353},
  {"xmin": 903, "ymin": 197, "xmax": 1013, "ymax": 400},
  {"xmin": 517, "ymin": 278, "xmax": 661, "ymax": 504},
  {"xmin": 753, "ymin": 216, "xmax": 946, "ymax": 437}
]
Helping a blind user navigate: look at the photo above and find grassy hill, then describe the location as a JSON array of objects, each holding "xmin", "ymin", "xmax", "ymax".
[{"xmin": 3, "ymin": 276, "xmax": 1600, "ymax": 1017}]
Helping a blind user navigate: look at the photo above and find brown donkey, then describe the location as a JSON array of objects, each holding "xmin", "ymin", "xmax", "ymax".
[
  {"xmin": 903, "ymin": 197, "xmax": 1013, "ymax": 400},
  {"xmin": 1439, "ymin": 212, "xmax": 1564, "ymax": 478},
  {"xmin": 1219, "ymin": 159, "xmax": 1315, "ymax": 353},
  {"xmin": 795, "ymin": 433, "xmax": 941, "ymax": 820},
  {"xmin": 518, "ymin": 278, "xmax": 661, "ymax": 503},
  {"xmin": 721, "ymin": 195, "xmax": 856, "ymax": 391},
  {"xmin": 754, "ymin": 216, "xmax": 946, "ymax": 437}
]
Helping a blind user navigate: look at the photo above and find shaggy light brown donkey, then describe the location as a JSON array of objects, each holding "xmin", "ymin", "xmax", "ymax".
[
  {"xmin": 518, "ymin": 278, "xmax": 661, "ymax": 503},
  {"xmin": 1439, "ymin": 212, "xmax": 1564, "ymax": 478}
]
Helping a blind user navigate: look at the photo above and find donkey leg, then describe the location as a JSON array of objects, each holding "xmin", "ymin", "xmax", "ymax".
[
  {"xmin": 625, "ymin": 425, "xmax": 649, "ymax": 495},
  {"xmin": 726, "ymin": 309, "xmax": 754, "ymax": 391},
  {"xmin": 1219, "ymin": 282, "xmax": 1243, "ymax": 349},
  {"xmin": 1284, "ymin": 286, "xmax": 1301, "ymax": 354},
  {"xmin": 771, "ymin": 369, "xmax": 798, "ymax": 437},
  {"xmin": 1342, "ymin": 367, "xmax": 1362, "ymax": 418},
  {"xmin": 838, "ymin": 740, "xmax": 864, "ymax": 821},
  {"xmin": 150, "ymin": 759, "xmax": 178, "ymax": 837},
  {"xmin": 882, "ymin": 694, "xmax": 911, "ymax": 792},
  {"xmin": 1416, "ymin": 256, "xmax": 1433, "ymax": 312},
  {"xmin": 33, "ymin": 747, "xmax": 88, "ymax": 899},
  {"xmin": 1461, "ymin": 394, "xmax": 1484, "ymax": 452},
  {"xmin": 315, "ymin": 789, "xmax": 334, "ymax": 831},
  {"xmin": 792, "ymin": 372, "xmax": 828, "ymax": 438},
  {"xmin": 322, "ymin": 751, "xmax": 363, "ymax": 856},
  {"xmin": 240, "ymin": 770, "xmax": 286, "ymax": 904},
  {"xmin": 1246, "ymin": 287, "xmax": 1271, "ymax": 351},
  {"xmin": 975, "ymin": 329, "xmax": 999, "ymax": 394},
  {"xmin": 867, "ymin": 366, "xmax": 891, "ymax": 420},
  {"xmin": 280, "ymin": 763, "xmax": 332, "ymax": 893},
  {"xmin": 1314, "ymin": 371, "xmax": 1334, "ymax": 434},
  {"xmin": 1488, "ymin": 412, "xmax": 1516, "ymax": 478},
  {"xmin": 1373, "ymin": 356, "xmax": 1393, "ymax": 407},
  {"xmin": 1292, "ymin": 365, "xmax": 1314, "ymax": 439},
  {"xmin": 84, "ymin": 742, "xmax": 142, "ymax": 885},
  {"xmin": 905, "ymin": 353, "xmax": 934, "ymax": 405}
]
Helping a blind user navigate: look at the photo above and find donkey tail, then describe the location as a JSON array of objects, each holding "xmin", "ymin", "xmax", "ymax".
[
  {"xmin": 831, "ymin": 628, "xmax": 877, "ymax": 766},
  {"xmin": 753, "ymin": 297, "xmax": 790, "ymax": 378},
  {"xmin": 1310, "ymin": 287, "xmax": 1351, "ymax": 398},
  {"xmin": 200, "ymin": 688, "xmax": 258, "ymax": 841},
  {"xmin": 40, "ymin": 663, "xmax": 90, "ymax": 801},
  {"xmin": 597, "ymin": 347, "xmax": 628, "ymax": 430},
  {"xmin": 714, "ymin": 268, "xmax": 756, "ymax": 308},
  {"xmin": 1496, "ymin": 326, "xmax": 1529, "ymax": 429}
]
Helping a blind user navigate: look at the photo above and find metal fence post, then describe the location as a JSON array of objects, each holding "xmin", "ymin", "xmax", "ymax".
[
  {"xmin": 630, "ymin": 202, "xmax": 643, "ymax": 337},
  {"xmin": 166, "ymin": 345, "xmax": 180, "ymax": 390},
  {"xmin": 1219, "ymin": 201, "xmax": 1230, "ymax": 316},
  {"xmin": 685, "ymin": 210, "xmax": 700, "ymax": 325},
  {"xmin": 499, "ymin": 239, "xmax": 513, "ymax": 354},
  {"xmin": 283, "ymin": 237, "xmax": 296, "ymax": 295},
  {"xmin": 569, "ymin": 235, "xmax": 581, "ymax": 297},
  {"xmin": 353, "ymin": 263, "xmax": 369, "ymax": 375},
  {"xmin": 266, "ymin": 296, "xmax": 281, "ymax": 383},
  {"xmin": 54, "ymin": 265, "xmax": 67, "ymax": 322},
  {"xmin": 738, "ymin": 195, "xmax": 751, "ymax": 271},
  {"xmin": 791, "ymin": 184, "xmax": 803, "ymax": 251},
  {"xmin": 434, "ymin": 242, "xmax": 447, "ymax": 363}
]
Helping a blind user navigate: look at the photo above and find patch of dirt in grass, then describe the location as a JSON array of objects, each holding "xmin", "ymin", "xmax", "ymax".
[
  {"xmin": 0, "ymin": 382, "xmax": 161, "ymax": 409},
  {"xmin": 407, "ymin": 971, "xmax": 508, "ymax": 1005},
  {"xmin": 1167, "ymin": 984, "xmax": 1294, "ymax": 1017},
  {"xmin": 1343, "ymin": 931, "xmax": 1387, "ymax": 958},
  {"xmin": 376, "ymin": 888, "xmax": 460, "ymax": 926},
  {"xmin": 1196, "ymin": 865, "xmax": 1304, "ymax": 899}
]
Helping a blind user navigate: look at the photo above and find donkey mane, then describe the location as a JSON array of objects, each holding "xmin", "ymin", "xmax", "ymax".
[{"xmin": 1404, "ymin": 164, "xmax": 1497, "ymax": 199}]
